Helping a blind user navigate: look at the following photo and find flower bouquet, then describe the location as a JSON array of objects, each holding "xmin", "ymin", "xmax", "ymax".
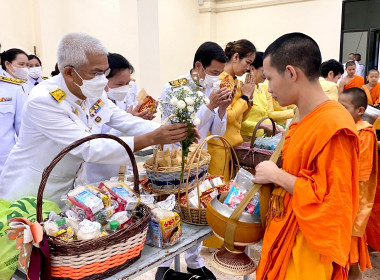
[{"xmin": 159, "ymin": 85, "xmax": 210, "ymax": 186}]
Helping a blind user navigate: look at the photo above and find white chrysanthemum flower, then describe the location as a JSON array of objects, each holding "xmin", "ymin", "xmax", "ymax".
[
  {"xmin": 187, "ymin": 106, "xmax": 194, "ymax": 112},
  {"xmin": 204, "ymin": 97, "xmax": 210, "ymax": 105},
  {"xmin": 190, "ymin": 113, "xmax": 196, "ymax": 119},
  {"xmin": 177, "ymin": 100, "xmax": 186, "ymax": 109},
  {"xmin": 193, "ymin": 118, "xmax": 200, "ymax": 125},
  {"xmin": 183, "ymin": 86, "xmax": 191, "ymax": 93},
  {"xmin": 197, "ymin": 91, "xmax": 204, "ymax": 97},
  {"xmin": 170, "ymin": 96, "xmax": 178, "ymax": 106},
  {"xmin": 185, "ymin": 97, "xmax": 194, "ymax": 105}
]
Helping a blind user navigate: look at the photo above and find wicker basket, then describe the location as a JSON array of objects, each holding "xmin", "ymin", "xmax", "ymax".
[
  {"xmin": 233, "ymin": 117, "xmax": 280, "ymax": 170},
  {"xmin": 177, "ymin": 135, "xmax": 240, "ymax": 225},
  {"xmin": 36, "ymin": 134, "xmax": 150, "ymax": 280},
  {"xmin": 144, "ymin": 144, "xmax": 211, "ymax": 196}
]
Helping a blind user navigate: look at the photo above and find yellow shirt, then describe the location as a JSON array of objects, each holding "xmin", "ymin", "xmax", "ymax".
[
  {"xmin": 240, "ymin": 84, "xmax": 269, "ymax": 138},
  {"xmin": 262, "ymin": 81, "xmax": 295, "ymax": 126},
  {"xmin": 208, "ymin": 71, "xmax": 251, "ymax": 148},
  {"xmin": 319, "ymin": 77, "xmax": 339, "ymax": 101}
]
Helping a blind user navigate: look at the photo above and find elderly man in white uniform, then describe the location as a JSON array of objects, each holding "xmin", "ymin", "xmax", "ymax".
[
  {"xmin": 0, "ymin": 33, "xmax": 190, "ymax": 208},
  {"xmin": 157, "ymin": 42, "xmax": 232, "ymax": 280}
]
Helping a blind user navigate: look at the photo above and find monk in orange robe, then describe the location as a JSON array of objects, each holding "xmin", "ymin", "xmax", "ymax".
[
  {"xmin": 253, "ymin": 33, "xmax": 359, "ymax": 280},
  {"xmin": 366, "ymin": 116, "xmax": 380, "ymax": 252},
  {"xmin": 362, "ymin": 69, "xmax": 380, "ymax": 105},
  {"xmin": 339, "ymin": 61, "xmax": 365, "ymax": 94},
  {"xmin": 338, "ymin": 88, "xmax": 377, "ymax": 279}
]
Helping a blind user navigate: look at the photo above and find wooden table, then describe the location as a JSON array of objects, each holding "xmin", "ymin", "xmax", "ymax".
[{"xmin": 105, "ymin": 223, "xmax": 213, "ymax": 280}]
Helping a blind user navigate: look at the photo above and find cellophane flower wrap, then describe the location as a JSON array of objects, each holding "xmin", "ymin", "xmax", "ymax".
[{"xmin": 160, "ymin": 85, "xmax": 210, "ymax": 185}]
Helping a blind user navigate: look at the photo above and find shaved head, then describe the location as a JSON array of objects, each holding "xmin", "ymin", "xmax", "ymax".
[{"xmin": 264, "ymin": 32, "xmax": 321, "ymax": 81}]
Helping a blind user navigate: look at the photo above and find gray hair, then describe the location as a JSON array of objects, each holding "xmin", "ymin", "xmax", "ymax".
[{"xmin": 57, "ymin": 32, "xmax": 108, "ymax": 73}]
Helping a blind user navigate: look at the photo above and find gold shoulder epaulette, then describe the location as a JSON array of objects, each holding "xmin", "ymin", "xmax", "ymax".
[
  {"xmin": 42, "ymin": 76, "xmax": 48, "ymax": 80},
  {"xmin": 0, "ymin": 76, "xmax": 22, "ymax": 85},
  {"xmin": 130, "ymin": 78, "xmax": 136, "ymax": 82},
  {"xmin": 49, "ymin": 88, "xmax": 66, "ymax": 103},
  {"xmin": 169, "ymin": 78, "xmax": 188, "ymax": 88}
]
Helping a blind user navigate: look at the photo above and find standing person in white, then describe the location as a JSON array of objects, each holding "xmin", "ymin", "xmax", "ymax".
[
  {"xmin": 27, "ymin": 54, "xmax": 47, "ymax": 93},
  {"xmin": 0, "ymin": 48, "xmax": 29, "ymax": 176},
  {"xmin": 157, "ymin": 42, "xmax": 233, "ymax": 280},
  {"xmin": 1, "ymin": 49, "xmax": 30, "ymax": 95},
  {"xmin": 86, "ymin": 52, "xmax": 155, "ymax": 183},
  {"xmin": 0, "ymin": 33, "xmax": 193, "ymax": 208}
]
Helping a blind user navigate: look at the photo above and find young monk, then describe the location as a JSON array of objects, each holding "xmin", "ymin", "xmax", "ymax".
[
  {"xmin": 338, "ymin": 88, "xmax": 377, "ymax": 280},
  {"xmin": 339, "ymin": 61, "xmax": 365, "ymax": 94},
  {"xmin": 253, "ymin": 32, "xmax": 359, "ymax": 280},
  {"xmin": 362, "ymin": 69, "xmax": 380, "ymax": 105},
  {"xmin": 366, "ymin": 116, "xmax": 380, "ymax": 252}
]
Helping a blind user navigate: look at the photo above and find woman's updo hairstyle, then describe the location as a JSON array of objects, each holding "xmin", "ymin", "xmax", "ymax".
[{"xmin": 224, "ymin": 39, "xmax": 256, "ymax": 60}]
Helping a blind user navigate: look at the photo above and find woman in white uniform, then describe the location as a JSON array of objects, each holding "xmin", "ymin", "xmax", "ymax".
[
  {"xmin": 86, "ymin": 53, "xmax": 154, "ymax": 183},
  {"xmin": 0, "ymin": 48, "xmax": 29, "ymax": 175},
  {"xmin": 1, "ymin": 48, "xmax": 30, "ymax": 94},
  {"xmin": 27, "ymin": 54, "xmax": 47, "ymax": 93}
]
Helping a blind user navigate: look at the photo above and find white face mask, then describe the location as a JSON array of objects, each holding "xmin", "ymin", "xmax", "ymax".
[
  {"xmin": 10, "ymin": 64, "xmax": 29, "ymax": 80},
  {"xmin": 203, "ymin": 73, "xmax": 220, "ymax": 89},
  {"xmin": 29, "ymin": 67, "xmax": 42, "ymax": 79},
  {"xmin": 199, "ymin": 65, "xmax": 220, "ymax": 89},
  {"xmin": 73, "ymin": 69, "xmax": 108, "ymax": 99},
  {"xmin": 107, "ymin": 85, "xmax": 129, "ymax": 101}
]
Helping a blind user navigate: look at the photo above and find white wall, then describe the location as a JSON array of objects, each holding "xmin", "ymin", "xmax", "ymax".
[
  {"xmin": 1, "ymin": 0, "xmax": 343, "ymax": 97},
  {"xmin": 212, "ymin": 0, "xmax": 342, "ymax": 61}
]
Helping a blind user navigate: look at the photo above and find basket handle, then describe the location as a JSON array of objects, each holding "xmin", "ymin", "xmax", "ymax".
[
  {"xmin": 178, "ymin": 135, "xmax": 240, "ymax": 224},
  {"xmin": 36, "ymin": 134, "xmax": 139, "ymax": 223},
  {"xmin": 250, "ymin": 117, "xmax": 276, "ymax": 149},
  {"xmin": 224, "ymin": 111, "xmax": 298, "ymax": 252}
]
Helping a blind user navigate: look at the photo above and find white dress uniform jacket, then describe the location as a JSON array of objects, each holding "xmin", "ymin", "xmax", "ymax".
[
  {"xmin": 3, "ymin": 71, "xmax": 30, "ymax": 95},
  {"xmin": 160, "ymin": 71, "xmax": 227, "ymax": 147},
  {"xmin": 26, "ymin": 76, "xmax": 46, "ymax": 94},
  {"xmin": 0, "ymin": 76, "xmax": 27, "ymax": 175},
  {"xmin": 0, "ymin": 74, "xmax": 160, "ymax": 207}
]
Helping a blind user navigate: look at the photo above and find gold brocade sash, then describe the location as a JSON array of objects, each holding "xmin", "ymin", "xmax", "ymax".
[{"xmin": 266, "ymin": 111, "xmax": 298, "ymax": 226}]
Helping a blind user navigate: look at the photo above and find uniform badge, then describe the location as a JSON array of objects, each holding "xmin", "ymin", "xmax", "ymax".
[
  {"xmin": 95, "ymin": 116, "xmax": 102, "ymax": 123},
  {"xmin": 0, "ymin": 97, "xmax": 12, "ymax": 103},
  {"xmin": 0, "ymin": 76, "xmax": 22, "ymax": 85},
  {"xmin": 49, "ymin": 88, "xmax": 66, "ymax": 103},
  {"xmin": 169, "ymin": 78, "xmax": 188, "ymax": 88},
  {"xmin": 89, "ymin": 99, "xmax": 105, "ymax": 117}
]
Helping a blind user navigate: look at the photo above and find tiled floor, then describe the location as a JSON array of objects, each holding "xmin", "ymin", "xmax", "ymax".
[{"xmin": 133, "ymin": 241, "xmax": 380, "ymax": 280}]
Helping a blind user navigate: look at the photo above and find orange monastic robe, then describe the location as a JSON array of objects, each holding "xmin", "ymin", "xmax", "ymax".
[
  {"xmin": 256, "ymin": 101, "xmax": 359, "ymax": 280},
  {"xmin": 362, "ymin": 83, "xmax": 380, "ymax": 105},
  {"xmin": 344, "ymin": 75, "xmax": 365, "ymax": 91},
  {"xmin": 349, "ymin": 120, "xmax": 377, "ymax": 271},
  {"xmin": 366, "ymin": 117, "xmax": 380, "ymax": 251}
]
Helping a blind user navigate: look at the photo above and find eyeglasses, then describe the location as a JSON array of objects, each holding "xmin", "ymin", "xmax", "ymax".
[{"xmin": 65, "ymin": 65, "xmax": 110, "ymax": 77}]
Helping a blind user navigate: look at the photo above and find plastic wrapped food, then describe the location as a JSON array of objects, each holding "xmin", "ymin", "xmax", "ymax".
[
  {"xmin": 76, "ymin": 220, "xmax": 102, "ymax": 240},
  {"xmin": 98, "ymin": 182, "xmax": 140, "ymax": 212},
  {"xmin": 146, "ymin": 208, "xmax": 182, "ymax": 248},
  {"xmin": 223, "ymin": 168, "xmax": 260, "ymax": 214}
]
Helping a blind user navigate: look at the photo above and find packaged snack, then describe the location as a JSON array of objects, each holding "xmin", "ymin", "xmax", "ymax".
[
  {"xmin": 210, "ymin": 177, "xmax": 224, "ymax": 188},
  {"xmin": 54, "ymin": 226, "xmax": 74, "ymax": 242},
  {"xmin": 146, "ymin": 208, "xmax": 182, "ymax": 248},
  {"xmin": 223, "ymin": 168, "xmax": 260, "ymax": 214},
  {"xmin": 137, "ymin": 88, "xmax": 157, "ymax": 113},
  {"xmin": 76, "ymin": 220, "xmax": 102, "ymax": 240},
  {"xmin": 98, "ymin": 182, "xmax": 140, "ymax": 212},
  {"xmin": 68, "ymin": 186, "xmax": 104, "ymax": 220},
  {"xmin": 200, "ymin": 188, "xmax": 218, "ymax": 208},
  {"xmin": 219, "ymin": 75, "xmax": 233, "ymax": 90}
]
